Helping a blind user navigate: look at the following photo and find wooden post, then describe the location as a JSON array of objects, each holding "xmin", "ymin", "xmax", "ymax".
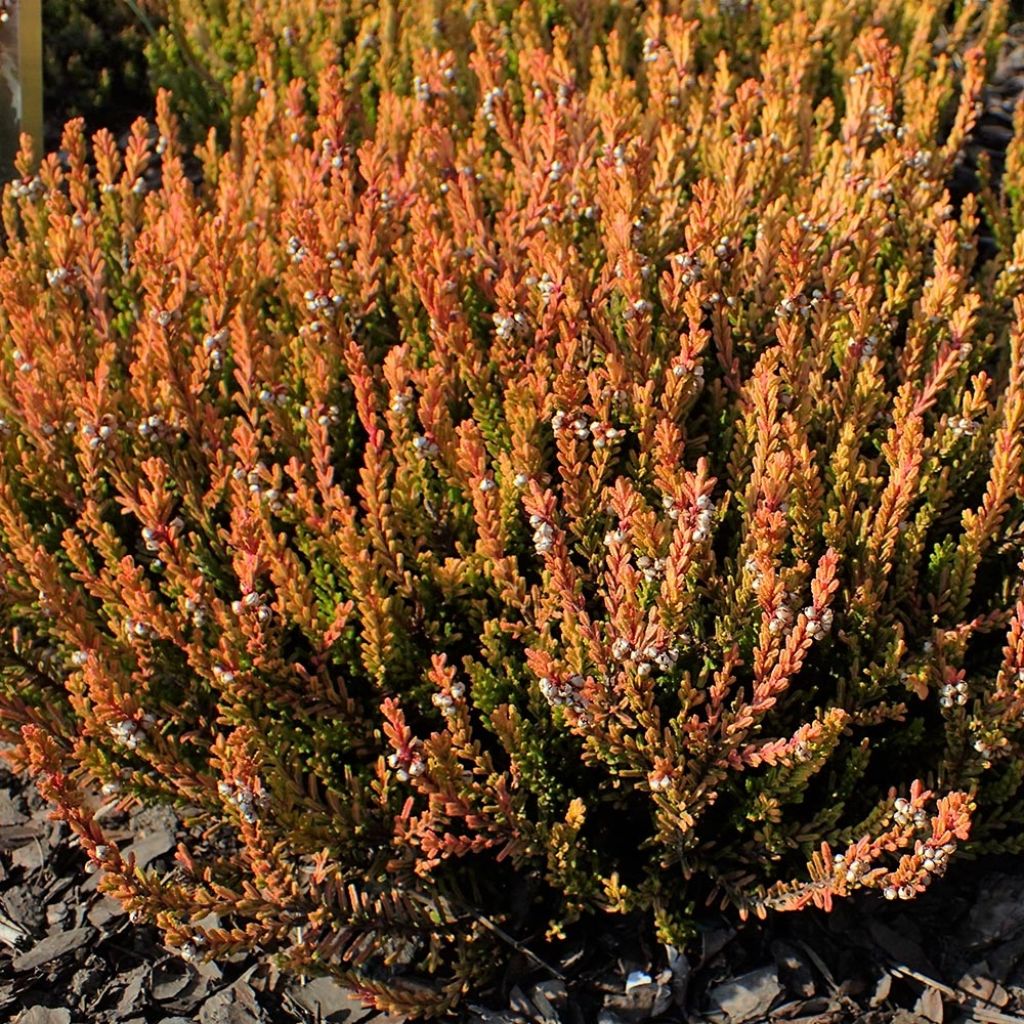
[{"xmin": 0, "ymin": 0, "xmax": 43, "ymax": 172}]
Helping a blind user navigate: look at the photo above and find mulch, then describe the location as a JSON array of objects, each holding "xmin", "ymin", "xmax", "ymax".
[
  {"xmin": 5, "ymin": 754, "xmax": 1024, "ymax": 1024},
  {"xmin": 0, "ymin": 760, "xmax": 382, "ymax": 1024}
]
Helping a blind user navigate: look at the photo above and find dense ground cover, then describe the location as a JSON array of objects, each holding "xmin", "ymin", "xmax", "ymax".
[{"xmin": 5, "ymin": 0, "xmax": 1024, "ymax": 1019}]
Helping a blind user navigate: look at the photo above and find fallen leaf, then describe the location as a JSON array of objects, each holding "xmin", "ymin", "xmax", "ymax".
[
  {"xmin": 151, "ymin": 959, "xmax": 194, "ymax": 1002},
  {"xmin": 959, "ymin": 966, "xmax": 1011, "ymax": 1007},
  {"xmin": 15, "ymin": 1008, "xmax": 72, "ymax": 1024},
  {"xmin": 870, "ymin": 972, "xmax": 893, "ymax": 1007},
  {"xmin": 772, "ymin": 940, "xmax": 815, "ymax": 999},
  {"xmin": 11, "ymin": 840, "xmax": 44, "ymax": 873},
  {"xmin": 0, "ymin": 823, "xmax": 45, "ymax": 851},
  {"xmin": 624, "ymin": 971, "xmax": 652, "ymax": 992},
  {"xmin": 664, "ymin": 945, "xmax": 691, "ymax": 1009},
  {"xmin": 529, "ymin": 987, "xmax": 560, "ymax": 1024},
  {"xmin": 12, "ymin": 926, "xmax": 94, "ymax": 972},
  {"xmin": 198, "ymin": 982, "xmax": 265, "ymax": 1024},
  {"xmin": 914, "ymin": 986, "xmax": 944, "ymax": 1024},
  {"xmin": 532, "ymin": 980, "xmax": 568, "ymax": 1007},
  {"xmin": 0, "ymin": 789, "xmax": 26, "ymax": 827},
  {"xmin": 284, "ymin": 974, "xmax": 371, "ymax": 1019},
  {"xmin": 707, "ymin": 966, "xmax": 783, "ymax": 1023},
  {"xmin": 116, "ymin": 964, "xmax": 151, "ymax": 1018},
  {"xmin": 87, "ymin": 895, "xmax": 126, "ymax": 929}
]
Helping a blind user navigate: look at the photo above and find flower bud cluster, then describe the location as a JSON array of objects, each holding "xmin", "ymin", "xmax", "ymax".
[
  {"xmin": 671, "ymin": 361, "xmax": 705, "ymax": 383},
  {"xmin": 303, "ymin": 289, "xmax": 343, "ymax": 320},
  {"xmin": 298, "ymin": 403, "xmax": 341, "ymax": 427},
  {"xmin": 969, "ymin": 720, "xmax": 1008, "ymax": 762},
  {"xmin": 948, "ymin": 415, "xmax": 979, "ymax": 439},
  {"xmin": 10, "ymin": 176, "xmax": 45, "ymax": 201},
  {"xmin": 892, "ymin": 797, "xmax": 928, "ymax": 830},
  {"xmin": 833, "ymin": 852, "xmax": 871, "ymax": 886},
  {"xmin": 939, "ymin": 677, "xmax": 969, "ymax": 708},
  {"xmin": 259, "ymin": 385, "xmax": 289, "ymax": 407},
  {"xmin": 662, "ymin": 493, "xmax": 715, "ymax": 543},
  {"xmin": 413, "ymin": 433, "xmax": 440, "ymax": 458},
  {"xmin": 212, "ymin": 664, "xmax": 237, "ymax": 684},
  {"xmin": 323, "ymin": 239, "xmax": 350, "ymax": 266},
  {"xmin": 179, "ymin": 935, "xmax": 207, "ymax": 963},
  {"xmin": 538, "ymin": 673, "xmax": 586, "ymax": 714},
  {"xmin": 184, "ymin": 598, "xmax": 207, "ymax": 628},
  {"xmin": 231, "ymin": 590, "xmax": 272, "ymax": 624},
  {"xmin": 622, "ymin": 297, "xmax": 652, "ymax": 321},
  {"xmin": 431, "ymin": 679, "xmax": 466, "ymax": 716},
  {"xmin": 529, "ymin": 272, "xmax": 555, "ymax": 303},
  {"xmin": 671, "ymin": 251, "xmax": 703, "ymax": 285},
  {"xmin": 233, "ymin": 463, "xmax": 285, "ymax": 509},
  {"xmin": 609, "ymin": 638, "xmax": 679, "ymax": 677},
  {"xmin": 803, "ymin": 605, "xmax": 834, "ymax": 641},
  {"xmin": 635, "ymin": 554, "xmax": 665, "ymax": 582},
  {"xmin": 882, "ymin": 883, "xmax": 915, "ymax": 901},
  {"xmin": 134, "ymin": 412, "xmax": 172, "ymax": 441},
  {"xmin": 867, "ymin": 103, "xmax": 897, "ymax": 139},
  {"xmin": 775, "ymin": 293, "xmax": 815, "ymax": 320},
  {"xmin": 768, "ymin": 599, "xmax": 795, "ymax": 635},
  {"xmin": 218, "ymin": 778, "xmax": 267, "ymax": 823},
  {"xmin": 88, "ymin": 842, "xmax": 115, "ymax": 866},
  {"xmin": 100, "ymin": 777, "xmax": 123, "ymax": 797},
  {"xmin": 590, "ymin": 421, "xmax": 625, "ymax": 449},
  {"xmin": 953, "ymin": 340, "xmax": 974, "ymax": 363},
  {"xmin": 604, "ymin": 527, "xmax": 627, "ymax": 547},
  {"xmin": 795, "ymin": 213, "xmax": 829, "ymax": 233},
  {"xmin": 387, "ymin": 741, "xmax": 427, "ymax": 781},
  {"xmin": 286, "ymin": 235, "xmax": 308, "ymax": 263},
  {"xmin": 848, "ymin": 334, "xmax": 879, "ymax": 358},
  {"xmin": 481, "ymin": 86, "xmax": 504, "ymax": 128},
  {"xmin": 123, "ymin": 616, "xmax": 154, "ymax": 640},
  {"xmin": 414, "ymin": 76, "xmax": 433, "ymax": 103},
  {"xmin": 150, "ymin": 308, "xmax": 180, "ymax": 329},
  {"xmin": 80, "ymin": 417, "xmax": 119, "ymax": 450},
  {"xmin": 917, "ymin": 838, "xmax": 955, "ymax": 878},
  {"xmin": 46, "ymin": 266, "xmax": 76, "ymax": 293},
  {"xmin": 493, "ymin": 310, "xmax": 528, "ymax": 340},
  {"xmin": 141, "ymin": 518, "xmax": 183, "ymax": 552},
  {"xmin": 390, "ymin": 391, "xmax": 413, "ymax": 414},
  {"xmin": 110, "ymin": 715, "xmax": 151, "ymax": 750},
  {"xmin": 529, "ymin": 513, "xmax": 555, "ymax": 554}
]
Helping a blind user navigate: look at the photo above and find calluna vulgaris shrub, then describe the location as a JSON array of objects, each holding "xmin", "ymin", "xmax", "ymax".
[
  {"xmin": 146, "ymin": 0, "xmax": 1006, "ymax": 138},
  {"xmin": 2, "ymin": 0, "xmax": 1024, "ymax": 1015},
  {"xmin": 41, "ymin": 0, "xmax": 154, "ymax": 133}
]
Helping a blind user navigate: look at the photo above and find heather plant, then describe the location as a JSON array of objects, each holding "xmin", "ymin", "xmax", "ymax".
[
  {"xmin": 1, "ymin": 0, "xmax": 1023, "ymax": 1016},
  {"xmin": 41, "ymin": 0, "xmax": 155, "ymax": 135},
  {"xmin": 143, "ymin": 0, "xmax": 1008, "ymax": 140}
]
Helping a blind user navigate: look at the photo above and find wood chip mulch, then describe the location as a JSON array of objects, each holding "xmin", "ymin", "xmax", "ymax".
[{"xmin": 5, "ymin": 753, "xmax": 1024, "ymax": 1024}]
